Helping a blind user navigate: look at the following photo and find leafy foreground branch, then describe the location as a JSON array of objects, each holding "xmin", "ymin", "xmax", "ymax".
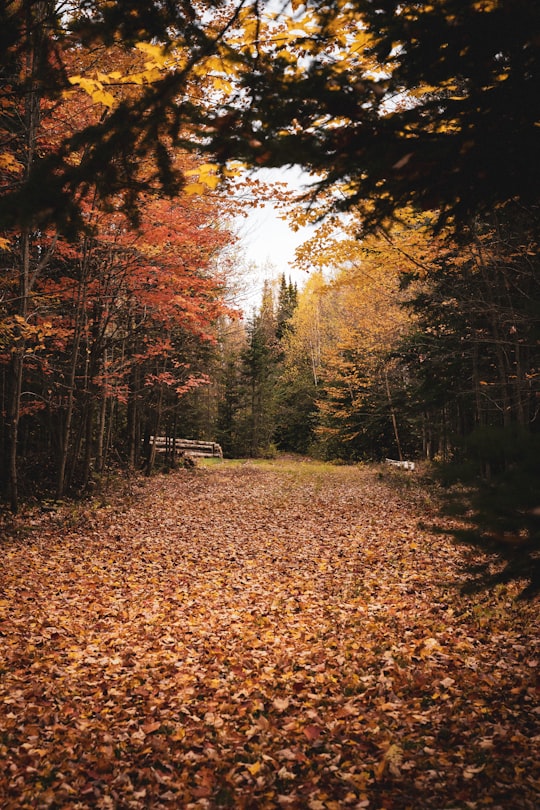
[{"xmin": 0, "ymin": 461, "xmax": 538, "ymax": 809}]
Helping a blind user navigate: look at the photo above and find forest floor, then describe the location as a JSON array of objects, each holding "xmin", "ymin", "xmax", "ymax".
[{"xmin": 0, "ymin": 458, "xmax": 538, "ymax": 809}]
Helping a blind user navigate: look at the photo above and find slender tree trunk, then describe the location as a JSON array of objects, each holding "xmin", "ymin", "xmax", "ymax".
[
  {"xmin": 308, "ymin": 300, "xmax": 321, "ymax": 387},
  {"xmin": 384, "ymin": 368, "xmax": 403, "ymax": 462},
  {"xmin": 96, "ymin": 380, "xmax": 108, "ymax": 473},
  {"xmin": 146, "ymin": 385, "xmax": 164, "ymax": 476},
  {"xmin": 82, "ymin": 394, "xmax": 95, "ymax": 489},
  {"xmin": 104, "ymin": 398, "xmax": 115, "ymax": 470},
  {"xmin": 422, "ymin": 412, "xmax": 433, "ymax": 460},
  {"xmin": 127, "ymin": 361, "xmax": 141, "ymax": 468},
  {"xmin": 94, "ymin": 333, "xmax": 113, "ymax": 474},
  {"xmin": 171, "ymin": 406, "xmax": 179, "ymax": 469},
  {"xmin": 8, "ymin": 350, "xmax": 25, "ymax": 513},
  {"xmin": 57, "ymin": 346, "xmax": 79, "ymax": 497},
  {"xmin": 471, "ymin": 339, "xmax": 483, "ymax": 426},
  {"xmin": 511, "ymin": 337, "xmax": 527, "ymax": 427},
  {"xmin": 57, "ymin": 248, "xmax": 88, "ymax": 498}
]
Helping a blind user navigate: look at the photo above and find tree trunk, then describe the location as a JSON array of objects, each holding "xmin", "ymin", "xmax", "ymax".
[
  {"xmin": 82, "ymin": 394, "xmax": 95, "ymax": 490},
  {"xmin": 8, "ymin": 349, "xmax": 25, "ymax": 513},
  {"xmin": 56, "ymin": 247, "xmax": 88, "ymax": 498},
  {"xmin": 127, "ymin": 362, "xmax": 141, "ymax": 468},
  {"xmin": 384, "ymin": 368, "xmax": 403, "ymax": 462},
  {"xmin": 96, "ymin": 379, "xmax": 108, "ymax": 474},
  {"xmin": 145, "ymin": 385, "xmax": 164, "ymax": 476}
]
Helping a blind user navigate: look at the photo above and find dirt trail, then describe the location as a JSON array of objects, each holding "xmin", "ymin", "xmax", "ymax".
[{"xmin": 0, "ymin": 461, "xmax": 538, "ymax": 809}]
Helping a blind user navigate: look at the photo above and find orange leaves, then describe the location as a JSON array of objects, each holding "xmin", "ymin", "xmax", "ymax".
[
  {"xmin": 303, "ymin": 723, "xmax": 323, "ymax": 742},
  {"xmin": 0, "ymin": 461, "xmax": 538, "ymax": 808},
  {"xmin": 142, "ymin": 720, "xmax": 162, "ymax": 734},
  {"xmin": 0, "ymin": 151, "xmax": 22, "ymax": 174}
]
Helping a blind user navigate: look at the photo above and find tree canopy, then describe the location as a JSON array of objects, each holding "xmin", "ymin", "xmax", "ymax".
[{"xmin": 2, "ymin": 0, "xmax": 538, "ymax": 235}]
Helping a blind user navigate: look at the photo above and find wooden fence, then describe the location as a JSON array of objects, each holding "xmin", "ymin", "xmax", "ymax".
[
  {"xmin": 149, "ymin": 437, "xmax": 223, "ymax": 458},
  {"xmin": 385, "ymin": 458, "xmax": 415, "ymax": 471}
]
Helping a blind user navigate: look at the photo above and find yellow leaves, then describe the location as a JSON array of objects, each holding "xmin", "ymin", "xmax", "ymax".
[
  {"xmin": 245, "ymin": 760, "xmax": 262, "ymax": 776},
  {"xmin": 211, "ymin": 76, "xmax": 234, "ymax": 94},
  {"xmin": 201, "ymin": 54, "xmax": 227, "ymax": 75},
  {"xmin": 290, "ymin": 215, "xmax": 420, "ymax": 418},
  {"xmin": 66, "ymin": 40, "xmax": 177, "ymax": 109},
  {"xmin": 472, "ymin": 0, "xmax": 499, "ymax": 11},
  {"xmin": 409, "ymin": 83, "xmax": 439, "ymax": 98},
  {"xmin": 68, "ymin": 75, "xmax": 116, "ymax": 109},
  {"xmin": 184, "ymin": 182, "xmax": 206, "ymax": 196},
  {"xmin": 200, "ymin": 174, "xmax": 220, "ymax": 192},
  {"xmin": 223, "ymin": 161, "xmax": 245, "ymax": 178},
  {"xmin": 418, "ymin": 636, "xmax": 444, "ymax": 659},
  {"xmin": 231, "ymin": 7, "xmax": 261, "ymax": 56},
  {"xmin": 192, "ymin": 52, "xmax": 241, "ymax": 96},
  {"xmin": 351, "ymin": 30, "xmax": 373, "ymax": 53},
  {"xmin": 135, "ymin": 41, "xmax": 169, "ymax": 68},
  {"xmin": 0, "ymin": 314, "xmax": 57, "ymax": 352},
  {"xmin": 374, "ymin": 742, "xmax": 403, "ymax": 780},
  {"xmin": 91, "ymin": 88, "xmax": 116, "ymax": 108},
  {"xmin": 122, "ymin": 72, "xmax": 146, "ymax": 86},
  {"xmin": 0, "ymin": 236, "xmax": 11, "ymax": 250},
  {"xmin": 0, "ymin": 152, "xmax": 22, "ymax": 173},
  {"xmin": 184, "ymin": 163, "xmax": 221, "ymax": 195},
  {"xmin": 170, "ymin": 725, "xmax": 185, "ymax": 741},
  {"xmin": 64, "ymin": 1, "xmax": 375, "ymax": 126},
  {"xmin": 185, "ymin": 163, "xmax": 219, "ymax": 178}
]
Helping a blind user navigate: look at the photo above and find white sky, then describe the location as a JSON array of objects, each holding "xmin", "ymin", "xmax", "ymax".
[
  {"xmin": 233, "ymin": 167, "xmax": 317, "ymax": 311},
  {"xmin": 239, "ymin": 204, "xmax": 312, "ymax": 277}
]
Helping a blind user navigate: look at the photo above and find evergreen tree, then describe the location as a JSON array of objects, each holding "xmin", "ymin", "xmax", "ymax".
[
  {"xmin": 273, "ymin": 273, "xmax": 325, "ymax": 455},
  {"xmin": 242, "ymin": 281, "xmax": 280, "ymax": 456},
  {"xmin": 399, "ymin": 202, "xmax": 540, "ymax": 465},
  {"xmin": 276, "ymin": 274, "xmax": 298, "ymax": 342},
  {"xmin": 215, "ymin": 318, "xmax": 249, "ymax": 458},
  {"xmin": 274, "ymin": 275, "xmax": 321, "ymax": 453}
]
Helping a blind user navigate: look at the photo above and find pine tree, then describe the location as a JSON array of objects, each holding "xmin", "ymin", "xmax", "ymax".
[
  {"xmin": 276, "ymin": 274, "xmax": 298, "ymax": 342},
  {"xmin": 242, "ymin": 281, "xmax": 280, "ymax": 456}
]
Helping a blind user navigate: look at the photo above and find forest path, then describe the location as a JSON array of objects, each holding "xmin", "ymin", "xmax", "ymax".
[{"xmin": 1, "ymin": 460, "xmax": 538, "ymax": 809}]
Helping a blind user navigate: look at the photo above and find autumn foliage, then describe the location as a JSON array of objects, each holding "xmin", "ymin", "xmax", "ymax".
[
  {"xmin": 0, "ymin": 461, "xmax": 538, "ymax": 808},
  {"xmin": 0, "ymin": 26, "xmax": 241, "ymax": 508}
]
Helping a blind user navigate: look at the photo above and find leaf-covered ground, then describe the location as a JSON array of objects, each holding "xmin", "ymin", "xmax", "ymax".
[{"xmin": 0, "ymin": 460, "xmax": 538, "ymax": 809}]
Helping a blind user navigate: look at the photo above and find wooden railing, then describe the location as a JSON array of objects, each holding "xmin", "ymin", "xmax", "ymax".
[
  {"xmin": 149, "ymin": 437, "xmax": 223, "ymax": 458},
  {"xmin": 385, "ymin": 458, "xmax": 415, "ymax": 471}
]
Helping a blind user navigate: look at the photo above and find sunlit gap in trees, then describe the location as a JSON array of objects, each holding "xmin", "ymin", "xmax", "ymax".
[{"xmin": 233, "ymin": 165, "xmax": 320, "ymax": 312}]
